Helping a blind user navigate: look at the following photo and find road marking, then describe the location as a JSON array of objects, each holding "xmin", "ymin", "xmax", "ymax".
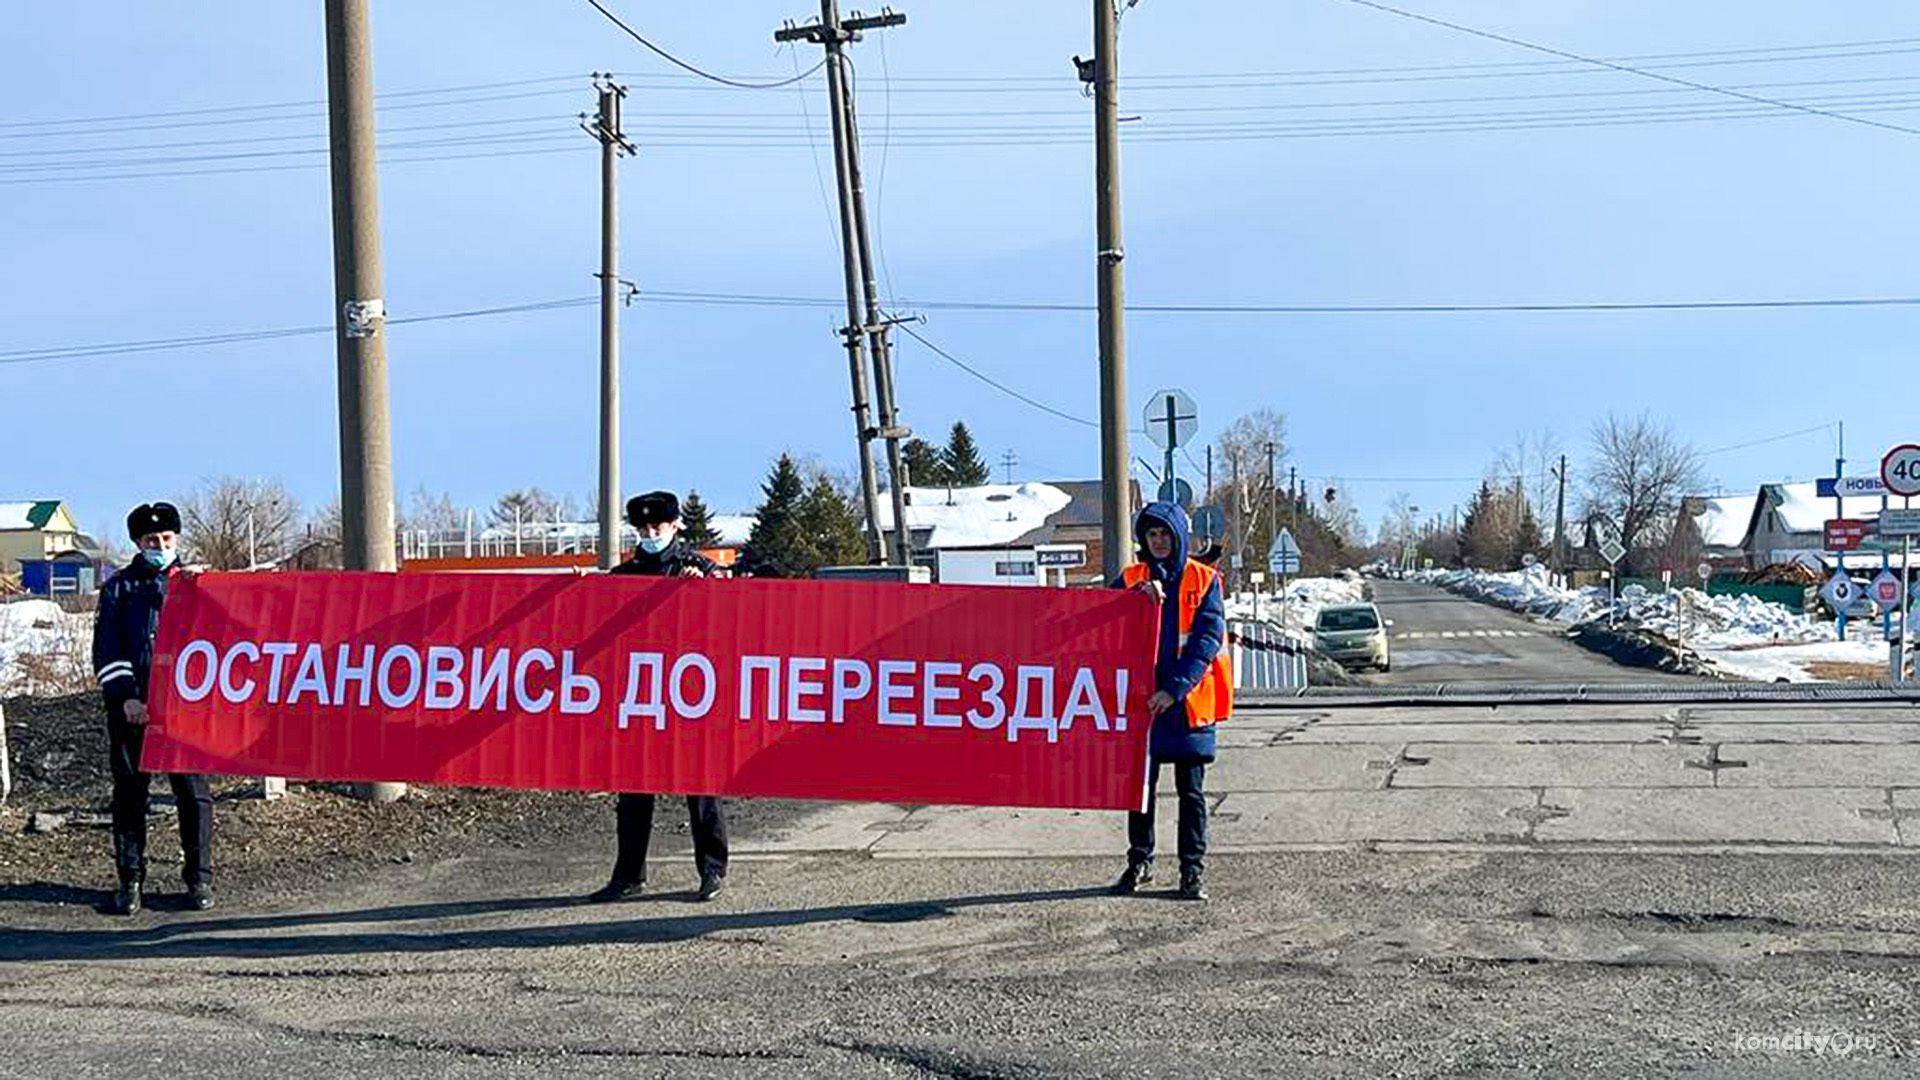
[{"xmin": 1392, "ymin": 629, "xmax": 1539, "ymax": 641}]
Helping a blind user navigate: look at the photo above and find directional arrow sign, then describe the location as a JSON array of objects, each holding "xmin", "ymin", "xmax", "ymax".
[{"xmin": 1142, "ymin": 388, "xmax": 1198, "ymax": 451}]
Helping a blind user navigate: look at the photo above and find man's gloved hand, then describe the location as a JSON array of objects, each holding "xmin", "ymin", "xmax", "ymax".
[{"xmin": 123, "ymin": 700, "xmax": 150, "ymax": 726}]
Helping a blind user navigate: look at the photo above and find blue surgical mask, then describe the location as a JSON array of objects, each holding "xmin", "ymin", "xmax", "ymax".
[
  {"xmin": 638, "ymin": 534, "xmax": 672, "ymax": 555},
  {"xmin": 141, "ymin": 547, "xmax": 178, "ymax": 570}
]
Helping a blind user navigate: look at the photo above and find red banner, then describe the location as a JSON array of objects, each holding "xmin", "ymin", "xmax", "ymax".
[{"xmin": 142, "ymin": 571, "xmax": 1158, "ymax": 810}]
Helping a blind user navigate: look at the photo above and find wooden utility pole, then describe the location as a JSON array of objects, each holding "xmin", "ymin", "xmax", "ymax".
[
  {"xmin": 324, "ymin": 0, "xmax": 402, "ymax": 802},
  {"xmin": 1551, "ymin": 453, "xmax": 1568, "ymax": 578},
  {"xmin": 587, "ymin": 79, "xmax": 634, "ymax": 572},
  {"xmin": 775, "ymin": 2, "xmax": 907, "ymax": 565},
  {"xmin": 1091, "ymin": 0, "xmax": 1131, "ymax": 582}
]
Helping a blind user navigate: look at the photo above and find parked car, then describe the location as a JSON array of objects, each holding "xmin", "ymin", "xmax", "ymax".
[{"xmin": 1314, "ymin": 602, "xmax": 1391, "ymax": 672}]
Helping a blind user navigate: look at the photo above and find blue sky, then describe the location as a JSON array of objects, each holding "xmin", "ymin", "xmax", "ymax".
[{"xmin": 6, "ymin": 1, "xmax": 1919, "ymax": 546}]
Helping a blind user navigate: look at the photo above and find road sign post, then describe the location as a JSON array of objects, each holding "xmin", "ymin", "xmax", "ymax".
[
  {"xmin": 1599, "ymin": 539, "xmax": 1626, "ymax": 625},
  {"xmin": 1143, "ymin": 389, "xmax": 1197, "ymax": 513}
]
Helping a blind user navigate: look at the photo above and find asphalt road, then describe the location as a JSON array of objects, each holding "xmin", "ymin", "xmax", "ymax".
[
  {"xmin": 7, "ymin": 694, "xmax": 1920, "ymax": 1078},
  {"xmin": 1364, "ymin": 578, "xmax": 1705, "ymax": 684}
]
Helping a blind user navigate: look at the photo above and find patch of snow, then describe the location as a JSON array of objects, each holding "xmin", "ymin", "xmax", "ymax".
[
  {"xmin": 1697, "ymin": 640, "xmax": 1896, "ymax": 684},
  {"xmin": 875, "ymin": 483, "xmax": 1072, "ymax": 549},
  {"xmin": 1768, "ymin": 482, "xmax": 1884, "ymax": 534},
  {"xmin": 0, "ymin": 502, "xmax": 44, "ymax": 531},
  {"xmin": 1693, "ymin": 494, "xmax": 1755, "ymax": 549},
  {"xmin": 711, "ymin": 514, "xmax": 753, "ymax": 547},
  {"xmin": 0, "ymin": 599, "xmax": 96, "ymax": 697}
]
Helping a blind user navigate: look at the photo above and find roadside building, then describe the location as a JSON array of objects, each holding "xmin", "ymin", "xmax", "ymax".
[{"xmin": 1, "ymin": 500, "xmax": 105, "ymax": 594}]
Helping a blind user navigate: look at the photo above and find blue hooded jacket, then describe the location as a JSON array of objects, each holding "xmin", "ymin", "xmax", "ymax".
[{"xmin": 1111, "ymin": 501, "xmax": 1226, "ymax": 762}]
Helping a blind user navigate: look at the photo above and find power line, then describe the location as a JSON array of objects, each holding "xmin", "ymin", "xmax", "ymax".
[
  {"xmin": 0, "ymin": 143, "xmax": 590, "ymax": 186},
  {"xmin": 635, "ymin": 288, "xmax": 1920, "ymax": 315},
  {"xmin": 1701, "ymin": 422, "xmax": 1836, "ymax": 456},
  {"xmin": 13, "ymin": 287, "xmax": 1919, "ymax": 365},
  {"xmin": 1343, "ymin": 0, "xmax": 1920, "ymax": 138},
  {"xmin": 895, "ymin": 324, "xmax": 1098, "ymax": 428},
  {"xmin": 583, "ymin": 0, "xmax": 825, "ymax": 90},
  {"xmin": 0, "ymin": 297, "xmax": 596, "ymax": 365}
]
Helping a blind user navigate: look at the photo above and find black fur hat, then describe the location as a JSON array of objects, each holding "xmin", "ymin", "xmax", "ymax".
[
  {"xmin": 626, "ymin": 491, "xmax": 681, "ymax": 527},
  {"xmin": 127, "ymin": 501, "xmax": 182, "ymax": 540}
]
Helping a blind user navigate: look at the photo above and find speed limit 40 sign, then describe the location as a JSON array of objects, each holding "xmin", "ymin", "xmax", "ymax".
[{"xmin": 1884, "ymin": 443, "xmax": 1920, "ymax": 498}]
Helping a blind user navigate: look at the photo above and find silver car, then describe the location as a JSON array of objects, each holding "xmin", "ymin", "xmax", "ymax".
[{"xmin": 1315, "ymin": 603, "xmax": 1391, "ymax": 672}]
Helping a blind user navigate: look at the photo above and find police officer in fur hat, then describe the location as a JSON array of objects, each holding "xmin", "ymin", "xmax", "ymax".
[
  {"xmin": 588, "ymin": 490, "xmax": 731, "ymax": 903},
  {"xmin": 91, "ymin": 502, "xmax": 215, "ymax": 915}
]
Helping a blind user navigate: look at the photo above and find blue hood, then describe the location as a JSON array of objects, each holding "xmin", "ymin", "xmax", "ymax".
[{"xmin": 1134, "ymin": 501, "xmax": 1191, "ymax": 580}]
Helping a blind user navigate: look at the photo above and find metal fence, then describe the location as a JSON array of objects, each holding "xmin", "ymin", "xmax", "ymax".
[{"xmin": 1228, "ymin": 618, "xmax": 1311, "ymax": 691}]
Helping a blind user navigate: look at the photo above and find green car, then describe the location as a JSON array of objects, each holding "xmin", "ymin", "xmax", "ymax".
[{"xmin": 1314, "ymin": 603, "xmax": 1391, "ymax": 672}]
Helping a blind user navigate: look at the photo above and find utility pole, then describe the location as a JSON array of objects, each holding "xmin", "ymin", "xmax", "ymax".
[
  {"xmin": 1265, "ymin": 443, "xmax": 1278, "ymax": 556},
  {"xmin": 1551, "ymin": 453, "xmax": 1568, "ymax": 581},
  {"xmin": 1090, "ymin": 0, "xmax": 1131, "ymax": 582},
  {"xmin": 324, "ymin": 0, "xmax": 402, "ymax": 803},
  {"xmin": 1230, "ymin": 449, "xmax": 1243, "ymax": 591},
  {"xmin": 587, "ymin": 78, "xmax": 633, "ymax": 572},
  {"xmin": 1288, "ymin": 463, "xmax": 1298, "ymax": 534},
  {"xmin": 775, "ymin": 2, "xmax": 908, "ymax": 566},
  {"xmin": 1205, "ymin": 445, "xmax": 1214, "ymax": 509}
]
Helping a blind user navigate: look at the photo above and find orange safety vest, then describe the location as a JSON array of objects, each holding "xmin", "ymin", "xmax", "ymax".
[{"xmin": 1122, "ymin": 560, "xmax": 1234, "ymax": 727}]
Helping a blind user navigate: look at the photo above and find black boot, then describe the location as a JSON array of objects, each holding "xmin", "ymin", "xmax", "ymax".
[
  {"xmin": 187, "ymin": 881, "xmax": 215, "ymax": 911},
  {"xmin": 1177, "ymin": 866, "xmax": 1208, "ymax": 902},
  {"xmin": 695, "ymin": 871, "xmax": 726, "ymax": 902},
  {"xmin": 1109, "ymin": 861, "xmax": 1153, "ymax": 895},
  {"xmin": 588, "ymin": 874, "xmax": 646, "ymax": 903},
  {"xmin": 111, "ymin": 878, "xmax": 143, "ymax": 916}
]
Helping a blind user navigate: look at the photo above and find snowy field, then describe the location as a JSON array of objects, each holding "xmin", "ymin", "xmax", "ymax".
[{"xmin": 1412, "ymin": 566, "xmax": 1911, "ymax": 683}]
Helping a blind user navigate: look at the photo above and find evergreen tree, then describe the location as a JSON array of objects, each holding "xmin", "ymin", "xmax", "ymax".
[
  {"xmin": 796, "ymin": 477, "xmax": 867, "ymax": 571},
  {"xmin": 902, "ymin": 437, "xmax": 948, "ymax": 487},
  {"xmin": 678, "ymin": 490, "xmax": 721, "ymax": 548},
  {"xmin": 941, "ymin": 422, "xmax": 990, "ymax": 486},
  {"xmin": 741, "ymin": 455, "xmax": 810, "ymax": 578}
]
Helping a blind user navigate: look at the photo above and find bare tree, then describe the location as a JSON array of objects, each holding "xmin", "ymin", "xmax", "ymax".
[
  {"xmin": 489, "ymin": 488, "xmax": 568, "ymax": 531},
  {"xmin": 1583, "ymin": 413, "xmax": 1703, "ymax": 569},
  {"xmin": 400, "ymin": 486, "xmax": 467, "ymax": 535},
  {"xmin": 1494, "ymin": 428, "xmax": 1562, "ymax": 524},
  {"xmin": 179, "ymin": 477, "xmax": 302, "ymax": 569}
]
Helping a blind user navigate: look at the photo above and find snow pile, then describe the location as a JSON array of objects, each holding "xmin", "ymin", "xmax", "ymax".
[
  {"xmin": 1614, "ymin": 585, "xmax": 1833, "ymax": 650},
  {"xmin": 0, "ymin": 599, "xmax": 96, "ymax": 697},
  {"xmin": 1412, "ymin": 565, "xmax": 1607, "ymax": 624},
  {"xmin": 1226, "ymin": 573, "xmax": 1365, "ymax": 629}
]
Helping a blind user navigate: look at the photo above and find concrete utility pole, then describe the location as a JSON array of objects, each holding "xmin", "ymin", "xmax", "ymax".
[
  {"xmin": 324, "ymin": 0, "xmax": 402, "ymax": 803},
  {"xmin": 1288, "ymin": 463, "xmax": 1298, "ymax": 534},
  {"xmin": 587, "ymin": 78, "xmax": 634, "ymax": 573},
  {"xmin": 1092, "ymin": 0, "xmax": 1131, "ymax": 582},
  {"xmin": 775, "ymin": 2, "xmax": 908, "ymax": 566}
]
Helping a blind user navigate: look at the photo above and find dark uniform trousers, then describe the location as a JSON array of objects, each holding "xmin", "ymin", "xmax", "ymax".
[
  {"xmin": 1126, "ymin": 758, "xmax": 1208, "ymax": 872},
  {"xmin": 612, "ymin": 792, "xmax": 728, "ymax": 883},
  {"xmin": 107, "ymin": 711, "xmax": 212, "ymax": 886}
]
